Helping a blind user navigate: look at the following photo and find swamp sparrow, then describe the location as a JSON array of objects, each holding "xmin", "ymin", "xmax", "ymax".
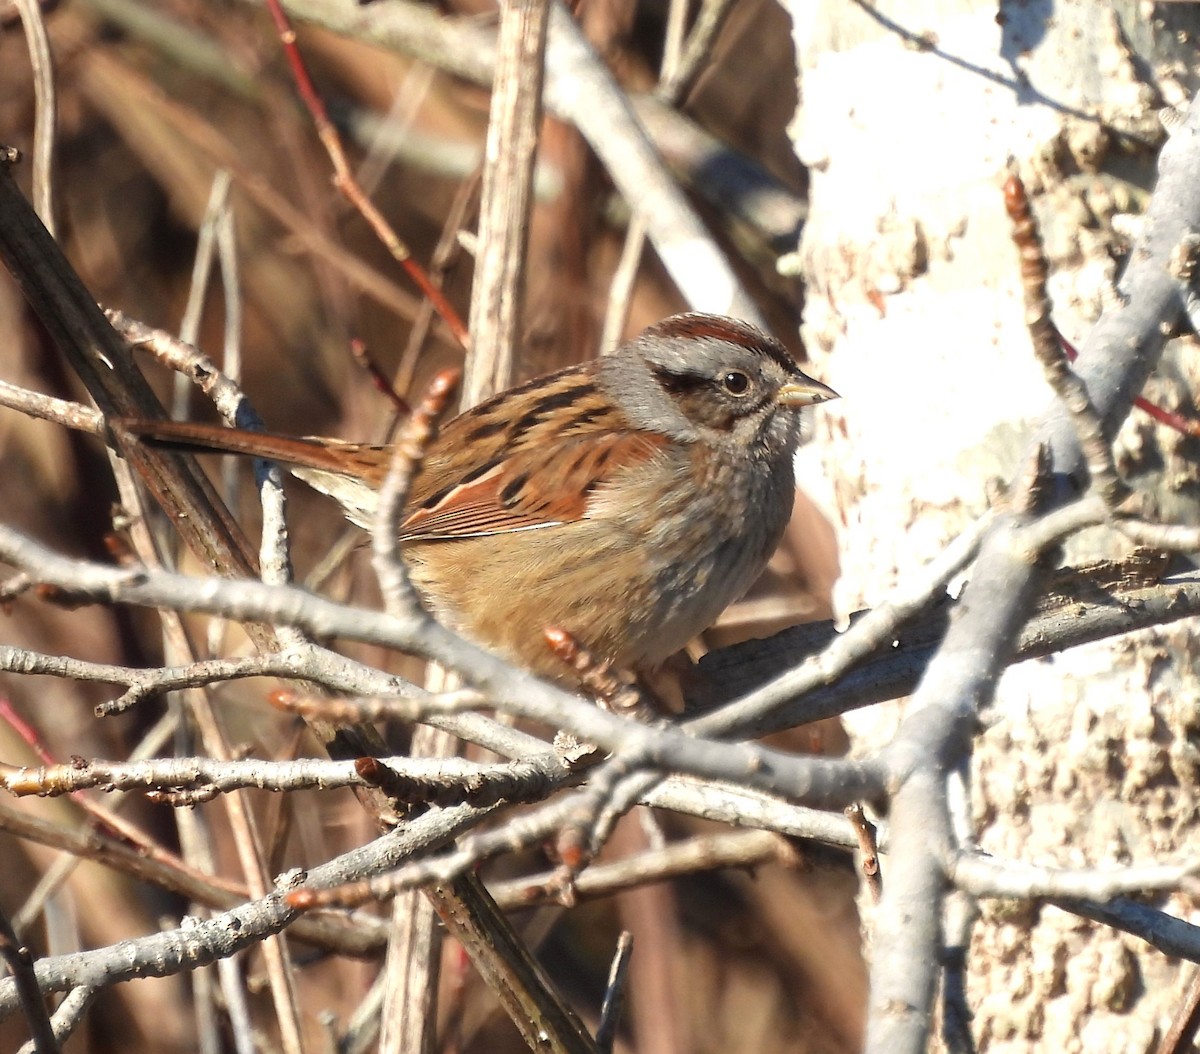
[{"xmin": 121, "ymin": 314, "xmax": 837, "ymax": 680}]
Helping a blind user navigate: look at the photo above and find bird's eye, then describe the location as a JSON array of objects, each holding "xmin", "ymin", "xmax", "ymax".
[{"xmin": 722, "ymin": 370, "xmax": 750, "ymax": 395}]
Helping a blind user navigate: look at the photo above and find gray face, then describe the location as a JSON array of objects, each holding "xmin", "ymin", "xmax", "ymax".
[{"xmin": 599, "ymin": 314, "xmax": 810, "ymax": 461}]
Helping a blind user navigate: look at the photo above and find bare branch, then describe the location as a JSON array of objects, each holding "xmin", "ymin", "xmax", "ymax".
[
  {"xmin": 262, "ymin": 0, "xmax": 469, "ymax": 347},
  {"xmin": 0, "ymin": 381, "xmax": 102, "ymax": 436},
  {"xmin": 950, "ymin": 852, "xmax": 1200, "ymax": 901},
  {"xmin": 2, "ymin": 754, "xmax": 559, "ymax": 804},
  {"xmin": 863, "ymin": 84, "xmax": 1200, "ymax": 1053},
  {"xmin": 239, "ymin": 0, "xmax": 763, "ymax": 321},
  {"xmin": 490, "ymin": 830, "xmax": 793, "ymax": 910},
  {"xmin": 11, "ymin": 0, "xmax": 55, "ymax": 238},
  {"xmin": 1004, "ymin": 171, "xmax": 1126, "ymax": 506},
  {"xmin": 596, "ymin": 932, "xmax": 633, "ymax": 1054},
  {"xmin": 14, "ymin": 986, "xmax": 96, "ymax": 1054},
  {"xmin": 0, "ymin": 522, "xmax": 887, "ymax": 808},
  {"xmin": 463, "ymin": 0, "xmax": 549, "ymax": 406},
  {"xmin": 0, "ymin": 907, "xmax": 58, "ymax": 1054},
  {"xmin": 372, "ymin": 369, "xmax": 460, "ymax": 616}
]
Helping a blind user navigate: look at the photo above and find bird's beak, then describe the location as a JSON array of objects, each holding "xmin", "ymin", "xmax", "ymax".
[{"xmin": 776, "ymin": 375, "xmax": 839, "ymax": 408}]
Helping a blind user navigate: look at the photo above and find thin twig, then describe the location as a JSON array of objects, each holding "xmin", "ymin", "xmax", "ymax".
[
  {"xmin": 355, "ymin": 754, "xmax": 560, "ymax": 809},
  {"xmin": 269, "ymin": 686, "xmax": 465, "ymax": 726},
  {"xmin": 1157, "ymin": 967, "xmax": 1200, "ymax": 1054},
  {"xmin": 176, "ymin": 170, "xmax": 232, "ymax": 417},
  {"xmin": 846, "ymin": 803, "xmax": 882, "ymax": 901},
  {"xmin": 601, "ymin": 0, "xmax": 687, "ymax": 350},
  {"xmin": 286, "ymin": 798, "xmax": 566, "ymax": 910},
  {"xmin": 1060, "ymin": 332, "xmax": 1200, "ymax": 438},
  {"xmin": 0, "ymin": 908, "xmax": 58, "ymax": 1054},
  {"xmin": 371, "ymin": 368, "xmax": 460, "ymax": 616},
  {"xmin": 1, "ymin": 753, "xmax": 555, "ymax": 801},
  {"xmin": 490, "ymin": 830, "xmax": 790, "ymax": 909},
  {"xmin": 463, "ymin": 0, "xmax": 550, "ymax": 407},
  {"xmin": 215, "ymin": 179, "xmax": 243, "ymax": 506},
  {"xmin": 600, "ymin": 213, "xmax": 647, "ymax": 353},
  {"xmin": 1111, "ymin": 517, "xmax": 1200, "ymax": 552},
  {"xmin": 351, "ymin": 338, "xmax": 410, "ymax": 415},
  {"xmin": 595, "ymin": 932, "xmax": 633, "ymax": 1054},
  {"xmin": 1004, "ymin": 171, "xmax": 1126, "ymax": 506},
  {"xmin": 1053, "ymin": 896, "xmax": 1200, "ymax": 963},
  {"xmin": 12, "ymin": 0, "xmax": 56, "ymax": 238},
  {"xmin": 262, "ymin": 0, "xmax": 469, "ymax": 348},
  {"xmin": 0, "ymin": 380, "xmax": 102, "ymax": 435},
  {"xmin": 13, "ymin": 985, "xmax": 96, "ymax": 1054},
  {"xmin": 659, "ymin": 0, "xmax": 737, "ymax": 101},
  {"xmin": 949, "ymin": 852, "xmax": 1200, "ymax": 900},
  {"xmin": 394, "ymin": 169, "xmax": 481, "ymax": 399}
]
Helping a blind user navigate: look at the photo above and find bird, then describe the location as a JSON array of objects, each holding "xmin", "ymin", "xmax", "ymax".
[{"xmin": 119, "ymin": 313, "xmax": 837, "ymax": 682}]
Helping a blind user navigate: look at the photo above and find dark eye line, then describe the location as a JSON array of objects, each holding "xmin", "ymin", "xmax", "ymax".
[
  {"xmin": 652, "ymin": 365, "xmax": 781, "ymax": 424},
  {"xmin": 651, "ymin": 365, "xmax": 709, "ymax": 395},
  {"xmin": 653, "ymin": 365, "xmax": 760, "ymax": 393}
]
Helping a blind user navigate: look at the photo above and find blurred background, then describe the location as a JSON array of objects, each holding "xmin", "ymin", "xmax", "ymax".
[{"xmin": 0, "ymin": 1, "xmax": 860, "ymax": 1051}]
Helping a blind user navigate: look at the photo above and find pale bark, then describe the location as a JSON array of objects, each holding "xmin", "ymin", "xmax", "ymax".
[{"xmin": 788, "ymin": 2, "xmax": 1200, "ymax": 1049}]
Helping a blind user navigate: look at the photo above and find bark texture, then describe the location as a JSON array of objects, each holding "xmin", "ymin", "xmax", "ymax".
[{"xmin": 787, "ymin": 2, "xmax": 1200, "ymax": 1048}]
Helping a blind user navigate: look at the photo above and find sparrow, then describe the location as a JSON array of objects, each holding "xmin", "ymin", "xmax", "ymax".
[{"xmin": 120, "ymin": 313, "xmax": 837, "ymax": 681}]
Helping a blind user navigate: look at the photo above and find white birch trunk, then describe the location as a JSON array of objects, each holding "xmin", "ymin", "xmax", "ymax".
[{"xmin": 786, "ymin": 2, "xmax": 1200, "ymax": 1048}]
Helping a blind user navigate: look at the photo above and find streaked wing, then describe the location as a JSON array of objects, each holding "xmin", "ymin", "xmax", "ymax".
[{"xmin": 401, "ymin": 366, "xmax": 665, "ymax": 541}]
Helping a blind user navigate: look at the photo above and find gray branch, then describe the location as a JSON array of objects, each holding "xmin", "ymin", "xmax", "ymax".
[{"xmin": 862, "ymin": 93, "xmax": 1200, "ymax": 1053}]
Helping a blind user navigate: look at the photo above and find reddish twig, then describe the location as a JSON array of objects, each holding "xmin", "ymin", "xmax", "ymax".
[
  {"xmin": 350, "ymin": 337, "xmax": 410, "ymax": 415},
  {"xmin": 395, "ymin": 172, "xmax": 482, "ymax": 402},
  {"xmin": 262, "ymin": 0, "xmax": 469, "ymax": 349},
  {"xmin": 1004, "ymin": 172, "xmax": 1060, "ymax": 369},
  {"xmin": 0, "ymin": 698, "xmax": 57, "ymax": 769},
  {"xmin": 0, "ymin": 700, "xmax": 248, "ymax": 896},
  {"xmin": 1004, "ymin": 172, "xmax": 1125, "ymax": 506},
  {"xmin": 1018, "ymin": 168, "xmax": 1200, "ymax": 444},
  {"xmin": 845, "ymin": 803, "xmax": 882, "ymax": 902},
  {"xmin": 1060, "ymin": 334, "xmax": 1200, "ymax": 438},
  {"xmin": 1157, "ymin": 966, "xmax": 1200, "ymax": 1054}
]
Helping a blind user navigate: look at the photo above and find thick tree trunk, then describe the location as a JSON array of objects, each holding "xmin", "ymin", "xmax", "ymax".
[{"xmin": 787, "ymin": 2, "xmax": 1200, "ymax": 1049}]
